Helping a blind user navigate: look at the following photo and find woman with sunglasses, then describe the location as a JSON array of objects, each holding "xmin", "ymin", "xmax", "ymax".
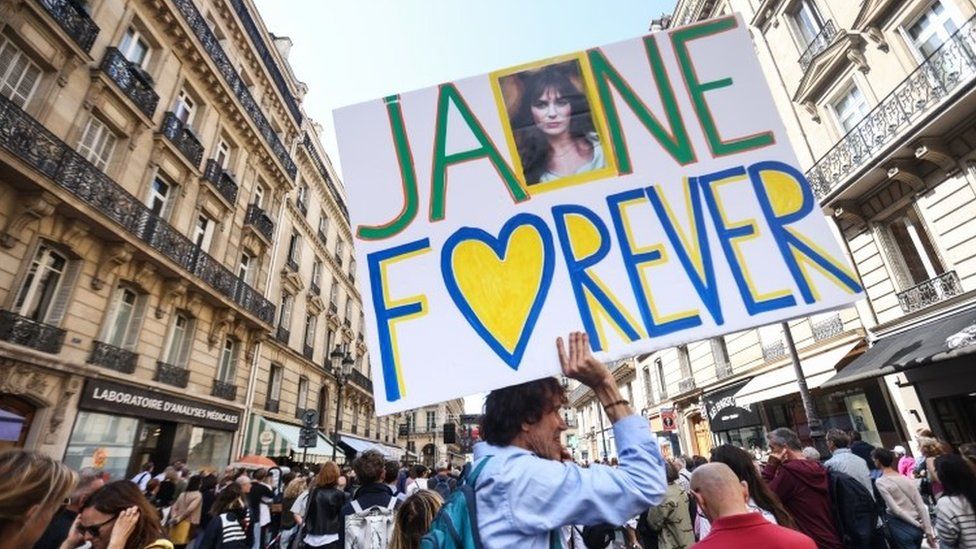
[
  {"xmin": 0, "ymin": 449, "xmax": 76, "ymax": 549},
  {"xmin": 61, "ymin": 481, "xmax": 171, "ymax": 549}
]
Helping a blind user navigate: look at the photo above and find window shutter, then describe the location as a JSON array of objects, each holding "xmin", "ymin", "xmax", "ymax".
[
  {"xmin": 9, "ymin": 56, "xmax": 40, "ymax": 107},
  {"xmin": 99, "ymin": 286, "xmax": 123, "ymax": 342},
  {"xmin": 44, "ymin": 259, "xmax": 81, "ymax": 326},
  {"xmin": 175, "ymin": 318, "xmax": 194, "ymax": 368},
  {"xmin": 122, "ymin": 293, "xmax": 147, "ymax": 351}
]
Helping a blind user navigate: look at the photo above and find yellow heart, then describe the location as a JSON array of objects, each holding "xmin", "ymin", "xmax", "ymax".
[{"xmin": 451, "ymin": 225, "xmax": 547, "ymax": 354}]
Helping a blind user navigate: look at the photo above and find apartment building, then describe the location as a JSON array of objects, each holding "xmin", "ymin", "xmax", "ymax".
[{"xmin": 398, "ymin": 399, "xmax": 465, "ymax": 468}]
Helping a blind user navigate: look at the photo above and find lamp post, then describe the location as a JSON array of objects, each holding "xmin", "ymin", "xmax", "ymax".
[{"xmin": 329, "ymin": 343, "xmax": 354, "ymax": 462}]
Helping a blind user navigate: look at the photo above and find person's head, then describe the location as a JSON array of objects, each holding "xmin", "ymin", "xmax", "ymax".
[
  {"xmin": 337, "ymin": 475, "xmax": 348, "ymax": 490},
  {"xmin": 354, "ymin": 451, "xmax": 386, "ymax": 485},
  {"xmin": 210, "ymin": 482, "xmax": 245, "ymax": 517},
  {"xmin": 80, "ymin": 481, "xmax": 161, "ymax": 549},
  {"xmin": 664, "ymin": 461, "xmax": 679, "ymax": 484},
  {"xmin": 385, "ymin": 460, "xmax": 401, "ymax": 485},
  {"xmin": 766, "ymin": 428, "xmax": 802, "ymax": 458},
  {"xmin": 140, "ymin": 462, "xmax": 153, "ymax": 473},
  {"xmin": 690, "ymin": 463, "xmax": 750, "ymax": 522},
  {"xmin": 893, "ymin": 445, "xmax": 907, "ymax": 457},
  {"xmin": 313, "ymin": 462, "xmax": 340, "ymax": 489},
  {"xmin": 0, "ymin": 449, "xmax": 76, "ymax": 549},
  {"xmin": 915, "ymin": 427, "xmax": 934, "ymax": 439},
  {"xmin": 145, "ymin": 479, "xmax": 159, "ymax": 494},
  {"xmin": 185, "ymin": 475, "xmax": 202, "ymax": 493},
  {"xmin": 162, "ymin": 466, "xmax": 177, "ymax": 482},
  {"xmin": 200, "ymin": 473, "xmax": 218, "ymax": 493},
  {"xmin": 936, "ymin": 454, "xmax": 976, "ymax": 511},
  {"xmin": 919, "ymin": 437, "xmax": 943, "ymax": 458},
  {"xmin": 872, "ymin": 447, "xmax": 897, "ymax": 470},
  {"xmin": 235, "ymin": 474, "xmax": 252, "ymax": 494},
  {"xmin": 66, "ymin": 467, "xmax": 106, "ymax": 511},
  {"xmin": 849, "ymin": 430, "xmax": 863, "ymax": 442},
  {"xmin": 801, "ymin": 447, "xmax": 821, "ymax": 461},
  {"xmin": 436, "ymin": 461, "xmax": 449, "ymax": 474},
  {"xmin": 709, "ymin": 444, "xmax": 795, "ymax": 529},
  {"xmin": 826, "ymin": 428, "xmax": 851, "ymax": 451},
  {"xmin": 283, "ymin": 477, "xmax": 307, "ymax": 499},
  {"xmin": 253, "ymin": 468, "xmax": 268, "ymax": 482},
  {"xmin": 692, "ymin": 455, "xmax": 708, "ymax": 470},
  {"xmin": 389, "ymin": 490, "xmax": 444, "ymax": 549},
  {"xmin": 672, "ymin": 457, "xmax": 686, "ymax": 471},
  {"xmin": 481, "ymin": 377, "xmax": 568, "ymax": 460}
]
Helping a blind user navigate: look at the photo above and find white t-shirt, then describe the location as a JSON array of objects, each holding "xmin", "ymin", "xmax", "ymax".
[{"xmin": 131, "ymin": 471, "xmax": 151, "ymax": 491}]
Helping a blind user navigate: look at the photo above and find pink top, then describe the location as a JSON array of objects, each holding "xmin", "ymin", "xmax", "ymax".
[{"xmin": 898, "ymin": 456, "xmax": 916, "ymax": 477}]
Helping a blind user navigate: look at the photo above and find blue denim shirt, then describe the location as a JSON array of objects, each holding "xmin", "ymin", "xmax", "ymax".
[{"xmin": 472, "ymin": 414, "xmax": 667, "ymax": 548}]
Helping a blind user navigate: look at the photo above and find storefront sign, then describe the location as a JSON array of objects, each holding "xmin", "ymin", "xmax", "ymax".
[
  {"xmin": 702, "ymin": 379, "xmax": 762, "ymax": 432},
  {"xmin": 79, "ymin": 379, "xmax": 241, "ymax": 431},
  {"xmin": 335, "ymin": 15, "xmax": 863, "ymax": 415},
  {"xmin": 661, "ymin": 408, "xmax": 677, "ymax": 432}
]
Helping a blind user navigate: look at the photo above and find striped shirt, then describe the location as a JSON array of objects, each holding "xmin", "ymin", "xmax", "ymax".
[
  {"xmin": 219, "ymin": 511, "xmax": 249, "ymax": 547},
  {"xmin": 936, "ymin": 495, "xmax": 976, "ymax": 548}
]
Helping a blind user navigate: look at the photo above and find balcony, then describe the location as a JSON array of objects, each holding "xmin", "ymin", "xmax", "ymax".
[
  {"xmin": 678, "ymin": 377, "xmax": 697, "ymax": 394},
  {"xmin": 302, "ymin": 134, "xmax": 349, "ymax": 222},
  {"xmin": 87, "ymin": 340, "xmax": 137, "ymax": 374},
  {"xmin": 38, "ymin": 0, "xmax": 99, "ymax": 53},
  {"xmin": 0, "ymin": 310, "xmax": 65, "ymax": 354},
  {"xmin": 244, "ymin": 204, "xmax": 274, "ymax": 244},
  {"xmin": 807, "ymin": 17, "xmax": 976, "ymax": 202},
  {"xmin": 303, "ymin": 343, "xmax": 314, "ymax": 360},
  {"xmin": 897, "ymin": 271, "xmax": 963, "ymax": 314},
  {"xmin": 154, "ymin": 361, "xmax": 189, "ymax": 388},
  {"xmin": 169, "ymin": 0, "xmax": 296, "ymax": 179},
  {"xmin": 798, "ymin": 20, "xmax": 839, "ymax": 72},
  {"xmin": 275, "ymin": 326, "xmax": 290, "ymax": 344},
  {"xmin": 812, "ymin": 313, "xmax": 844, "ymax": 341},
  {"xmin": 202, "ymin": 159, "xmax": 239, "ymax": 205},
  {"xmin": 99, "ymin": 47, "xmax": 158, "ymax": 119},
  {"xmin": 265, "ymin": 399, "xmax": 280, "ymax": 413},
  {"xmin": 160, "ymin": 112, "xmax": 204, "ymax": 169},
  {"xmin": 310, "ymin": 281, "xmax": 320, "ymax": 296},
  {"xmin": 211, "ymin": 379, "xmax": 237, "ymax": 401},
  {"xmin": 763, "ymin": 340, "xmax": 787, "ymax": 362},
  {"xmin": 0, "ymin": 95, "xmax": 275, "ymax": 325},
  {"xmin": 349, "ymin": 369, "xmax": 373, "ymax": 393}
]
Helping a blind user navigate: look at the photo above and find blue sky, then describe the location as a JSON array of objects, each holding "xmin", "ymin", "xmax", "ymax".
[{"xmin": 252, "ymin": 0, "xmax": 676, "ymax": 413}]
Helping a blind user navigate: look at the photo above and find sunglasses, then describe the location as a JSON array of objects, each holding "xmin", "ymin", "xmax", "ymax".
[{"xmin": 77, "ymin": 516, "xmax": 117, "ymax": 537}]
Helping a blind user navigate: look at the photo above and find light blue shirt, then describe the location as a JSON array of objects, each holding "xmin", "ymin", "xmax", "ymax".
[
  {"xmin": 824, "ymin": 448, "xmax": 874, "ymax": 497},
  {"xmin": 472, "ymin": 414, "xmax": 667, "ymax": 548}
]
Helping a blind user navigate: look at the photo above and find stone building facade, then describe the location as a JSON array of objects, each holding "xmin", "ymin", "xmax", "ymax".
[{"xmin": 398, "ymin": 399, "xmax": 465, "ymax": 468}]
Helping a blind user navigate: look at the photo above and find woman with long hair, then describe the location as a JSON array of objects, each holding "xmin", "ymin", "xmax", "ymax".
[
  {"xmin": 61, "ymin": 480, "xmax": 169, "ymax": 549},
  {"xmin": 700, "ymin": 444, "xmax": 795, "ymax": 539},
  {"xmin": 168, "ymin": 475, "xmax": 202, "ymax": 549},
  {"xmin": 511, "ymin": 62, "xmax": 604, "ymax": 185},
  {"xmin": 196, "ymin": 483, "xmax": 249, "ymax": 549},
  {"xmin": 872, "ymin": 448, "xmax": 935, "ymax": 549},
  {"xmin": 0, "ymin": 449, "xmax": 76, "ymax": 549},
  {"xmin": 292, "ymin": 462, "xmax": 345, "ymax": 549},
  {"xmin": 278, "ymin": 476, "xmax": 306, "ymax": 549},
  {"xmin": 935, "ymin": 454, "xmax": 976, "ymax": 548},
  {"xmin": 389, "ymin": 490, "xmax": 443, "ymax": 549},
  {"xmin": 916, "ymin": 437, "xmax": 945, "ymax": 502}
]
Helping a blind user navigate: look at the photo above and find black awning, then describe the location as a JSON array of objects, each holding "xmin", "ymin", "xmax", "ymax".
[{"xmin": 821, "ymin": 306, "xmax": 976, "ymax": 388}]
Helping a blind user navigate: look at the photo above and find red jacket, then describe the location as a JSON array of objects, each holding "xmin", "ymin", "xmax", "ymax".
[
  {"xmin": 693, "ymin": 512, "xmax": 816, "ymax": 548},
  {"xmin": 762, "ymin": 458, "xmax": 843, "ymax": 549}
]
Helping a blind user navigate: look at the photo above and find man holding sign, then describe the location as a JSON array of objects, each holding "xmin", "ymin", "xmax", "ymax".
[{"xmin": 471, "ymin": 332, "xmax": 666, "ymax": 547}]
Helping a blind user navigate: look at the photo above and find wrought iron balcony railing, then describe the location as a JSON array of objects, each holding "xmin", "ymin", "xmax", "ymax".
[
  {"xmin": 244, "ymin": 204, "xmax": 274, "ymax": 243},
  {"xmin": 88, "ymin": 340, "xmax": 137, "ymax": 374},
  {"xmin": 154, "ymin": 361, "xmax": 189, "ymax": 388},
  {"xmin": 807, "ymin": 17, "xmax": 976, "ymax": 201},
  {"xmin": 0, "ymin": 310, "xmax": 65, "ymax": 354},
  {"xmin": 812, "ymin": 313, "xmax": 844, "ymax": 341},
  {"xmin": 0, "ymin": 95, "xmax": 275, "ymax": 325},
  {"xmin": 99, "ymin": 47, "xmax": 158, "ymax": 119},
  {"xmin": 211, "ymin": 379, "xmax": 237, "ymax": 400},
  {"xmin": 349, "ymin": 369, "xmax": 373, "ymax": 393},
  {"xmin": 38, "ymin": 0, "xmax": 99, "ymax": 53},
  {"xmin": 301, "ymin": 135, "xmax": 349, "ymax": 222},
  {"xmin": 897, "ymin": 271, "xmax": 963, "ymax": 313},
  {"xmin": 763, "ymin": 340, "xmax": 787, "ymax": 362},
  {"xmin": 203, "ymin": 159, "xmax": 239, "ymax": 205},
  {"xmin": 275, "ymin": 325, "xmax": 290, "ymax": 344},
  {"xmin": 265, "ymin": 399, "xmax": 280, "ymax": 413},
  {"xmin": 169, "ymin": 0, "xmax": 296, "ymax": 179},
  {"xmin": 160, "ymin": 112, "xmax": 204, "ymax": 169},
  {"xmin": 798, "ymin": 20, "xmax": 839, "ymax": 71}
]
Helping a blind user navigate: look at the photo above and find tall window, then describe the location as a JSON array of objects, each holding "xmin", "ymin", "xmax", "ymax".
[
  {"xmin": 329, "ymin": 284, "xmax": 339, "ymax": 306},
  {"xmin": 77, "ymin": 117, "xmax": 117, "ymax": 171},
  {"xmin": 173, "ymin": 88, "xmax": 196, "ymax": 125},
  {"xmin": 344, "ymin": 301, "xmax": 353, "ymax": 323},
  {"xmin": 238, "ymin": 252, "xmax": 253, "ymax": 283},
  {"xmin": 278, "ymin": 293, "xmax": 293, "ymax": 330},
  {"xmin": 118, "ymin": 27, "xmax": 150, "ymax": 67},
  {"xmin": 217, "ymin": 338, "xmax": 237, "ymax": 383},
  {"xmin": 192, "ymin": 214, "xmax": 216, "ymax": 251},
  {"xmin": 318, "ymin": 212, "xmax": 329, "ymax": 241},
  {"xmin": 296, "ymin": 183, "xmax": 308, "ymax": 208},
  {"xmin": 268, "ymin": 364, "xmax": 282, "ymax": 402},
  {"xmin": 885, "ymin": 206, "xmax": 944, "ymax": 286},
  {"xmin": 677, "ymin": 345, "xmax": 692, "ymax": 379},
  {"xmin": 831, "ymin": 83, "xmax": 870, "ymax": 133},
  {"xmin": 163, "ymin": 313, "xmax": 194, "ymax": 368},
  {"xmin": 907, "ymin": 1, "xmax": 959, "ymax": 58},
  {"xmin": 304, "ymin": 314, "xmax": 317, "ymax": 348},
  {"xmin": 406, "ymin": 412, "xmax": 416, "ymax": 432},
  {"xmin": 325, "ymin": 329, "xmax": 335, "ymax": 356},
  {"xmin": 215, "ymin": 138, "xmax": 231, "ymax": 169},
  {"xmin": 252, "ymin": 183, "xmax": 266, "ymax": 208},
  {"xmin": 655, "ymin": 358, "xmax": 667, "ymax": 400},
  {"xmin": 426, "ymin": 411, "xmax": 436, "ymax": 431},
  {"xmin": 0, "ymin": 37, "xmax": 42, "ymax": 107},
  {"xmin": 297, "ymin": 377, "xmax": 309, "ymax": 414},
  {"xmin": 642, "ymin": 365, "xmax": 654, "ymax": 404},
  {"xmin": 13, "ymin": 244, "xmax": 77, "ymax": 324},
  {"xmin": 287, "ymin": 232, "xmax": 301, "ymax": 265},
  {"xmin": 147, "ymin": 176, "xmax": 174, "ymax": 219},
  {"xmin": 790, "ymin": 0, "xmax": 825, "ymax": 46},
  {"xmin": 335, "ymin": 240, "xmax": 344, "ymax": 265},
  {"xmin": 311, "ymin": 259, "xmax": 322, "ymax": 288},
  {"xmin": 102, "ymin": 285, "xmax": 146, "ymax": 350}
]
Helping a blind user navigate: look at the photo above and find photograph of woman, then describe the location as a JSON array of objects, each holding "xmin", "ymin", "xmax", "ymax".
[{"xmin": 503, "ymin": 59, "xmax": 607, "ymax": 186}]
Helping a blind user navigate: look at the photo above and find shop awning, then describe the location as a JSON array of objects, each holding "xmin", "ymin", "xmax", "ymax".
[
  {"xmin": 245, "ymin": 415, "xmax": 338, "ymax": 461},
  {"xmin": 822, "ymin": 307, "xmax": 976, "ymax": 389},
  {"xmin": 733, "ymin": 341, "xmax": 860, "ymax": 408},
  {"xmin": 336, "ymin": 434, "xmax": 404, "ymax": 459}
]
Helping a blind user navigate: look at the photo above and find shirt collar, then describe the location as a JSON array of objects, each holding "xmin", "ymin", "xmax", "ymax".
[
  {"xmin": 473, "ymin": 441, "xmax": 534, "ymax": 460},
  {"xmin": 710, "ymin": 512, "xmax": 770, "ymax": 532},
  {"xmin": 833, "ymin": 448, "xmax": 852, "ymax": 455}
]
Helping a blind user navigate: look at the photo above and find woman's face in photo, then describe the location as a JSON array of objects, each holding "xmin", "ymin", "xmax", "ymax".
[{"xmin": 531, "ymin": 87, "xmax": 572, "ymax": 138}]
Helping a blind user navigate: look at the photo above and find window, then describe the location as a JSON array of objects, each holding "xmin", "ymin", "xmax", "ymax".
[
  {"xmin": 907, "ymin": 1, "xmax": 959, "ymax": 59},
  {"xmin": 655, "ymin": 358, "xmax": 667, "ymax": 400},
  {"xmin": 147, "ymin": 176, "xmax": 174, "ymax": 219},
  {"xmin": 278, "ymin": 293, "xmax": 293, "ymax": 330},
  {"xmin": 192, "ymin": 214, "xmax": 216, "ymax": 251},
  {"xmin": 325, "ymin": 328, "xmax": 335, "ymax": 356},
  {"xmin": 311, "ymin": 259, "xmax": 322, "ymax": 287},
  {"xmin": 297, "ymin": 377, "xmax": 309, "ymax": 414},
  {"xmin": 642, "ymin": 365, "xmax": 654, "ymax": 403},
  {"xmin": 349, "ymin": 258, "xmax": 356, "ymax": 279},
  {"xmin": 287, "ymin": 232, "xmax": 301, "ymax": 265},
  {"xmin": 238, "ymin": 252, "xmax": 253, "ymax": 283},
  {"xmin": 885, "ymin": 206, "xmax": 945, "ymax": 286},
  {"xmin": 13, "ymin": 244, "xmax": 78, "ymax": 325},
  {"xmin": 352, "ymin": 403, "xmax": 360, "ymax": 432},
  {"xmin": 329, "ymin": 284, "xmax": 338, "ymax": 306},
  {"xmin": 102, "ymin": 285, "xmax": 146, "ymax": 350},
  {"xmin": 677, "ymin": 345, "xmax": 692, "ymax": 378},
  {"xmin": 268, "ymin": 364, "xmax": 282, "ymax": 402},
  {"xmin": 831, "ymin": 84, "xmax": 870, "ymax": 133},
  {"xmin": 252, "ymin": 183, "xmax": 266, "ymax": 208},
  {"xmin": 426, "ymin": 411, "xmax": 436, "ymax": 430},
  {"xmin": 217, "ymin": 338, "xmax": 237, "ymax": 383},
  {"xmin": 344, "ymin": 301, "xmax": 353, "ymax": 322},
  {"xmin": 790, "ymin": 0, "xmax": 825, "ymax": 46},
  {"xmin": 304, "ymin": 314, "xmax": 317, "ymax": 348},
  {"xmin": 318, "ymin": 212, "xmax": 329, "ymax": 240},
  {"xmin": 215, "ymin": 138, "xmax": 231, "ymax": 169},
  {"xmin": 710, "ymin": 337, "xmax": 730, "ymax": 367},
  {"xmin": 406, "ymin": 412, "xmax": 416, "ymax": 432},
  {"xmin": 173, "ymin": 88, "xmax": 196, "ymax": 125},
  {"xmin": 0, "ymin": 37, "xmax": 42, "ymax": 107},
  {"xmin": 118, "ymin": 27, "xmax": 150, "ymax": 67},
  {"xmin": 163, "ymin": 313, "xmax": 194, "ymax": 367},
  {"xmin": 77, "ymin": 117, "xmax": 117, "ymax": 171},
  {"xmin": 335, "ymin": 240, "xmax": 344, "ymax": 264},
  {"xmin": 296, "ymin": 183, "xmax": 308, "ymax": 207}
]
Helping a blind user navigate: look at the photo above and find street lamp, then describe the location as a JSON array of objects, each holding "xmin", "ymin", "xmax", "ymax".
[{"xmin": 329, "ymin": 343, "xmax": 354, "ymax": 462}]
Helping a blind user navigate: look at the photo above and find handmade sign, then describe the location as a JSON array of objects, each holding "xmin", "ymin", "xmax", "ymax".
[{"xmin": 335, "ymin": 15, "xmax": 863, "ymax": 415}]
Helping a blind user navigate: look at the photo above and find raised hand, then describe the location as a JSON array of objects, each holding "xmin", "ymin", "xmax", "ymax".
[
  {"xmin": 107, "ymin": 507, "xmax": 139, "ymax": 549},
  {"xmin": 556, "ymin": 331, "xmax": 612, "ymax": 389}
]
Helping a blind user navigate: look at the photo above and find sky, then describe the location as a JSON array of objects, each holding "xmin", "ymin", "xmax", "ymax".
[{"xmin": 252, "ymin": 0, "xmax": 676, "ymax": 413}]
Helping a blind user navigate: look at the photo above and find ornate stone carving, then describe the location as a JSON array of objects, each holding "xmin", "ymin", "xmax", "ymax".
[
  {"xmin": 46, "ymin": 376, "xmax": 82, "ymax": 444},
  {"xmin": 0, "ymin": 361, "xmax": 51, "ymax": 402},
  {"xmin": 132, "ymin": 261, "xmax": 157, "ymax": 290},
  {"xmin": 209, "ymin": 308, "xmax": 236, "ymax": 346},
  {"xmin": 913, "ymin": 138, "xmax": 957, "ymax": 175},
  {"xmin": 885, "ymin": 160, "xmax": 925, "ymax": 192},
  {"xmin": 1, "ymin": 191, "xmax": 60, "ymax": 248},
  {"xmin": 863, "ymin": 26, "xmax": 889, "ymax": 52},
  {"xmin": 91, "ymin": 242, "xmax": 135, "ymax": 290},
  {"xmin": 156, "ymin": 277, "xmax": 189, "ymax": 318}
]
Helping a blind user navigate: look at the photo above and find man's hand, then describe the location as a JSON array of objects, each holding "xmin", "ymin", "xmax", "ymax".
[{"xmin": 557, "ymin": 332, "xmax": 612, "ymax": 389}]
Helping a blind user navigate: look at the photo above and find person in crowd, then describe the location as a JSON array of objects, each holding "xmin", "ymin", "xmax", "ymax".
[
  {"xmin": 959, "ymin": 443, "xmax": 976, "ymax": 470},
  {"xmin": 405, "ymin": 465, "xmax": 426, "ymax": 497},
  {"xmin": 246, "ymin": 469, "xmax": 272, "ymax": 549},
  {"xmin": 824, "ymin": 429, "xmax": 873, "ymax": 495},
  {"xmin": 762, "ymin": 428, "xmax": 843, "ymax": 549},
  {"xmin": 339, "ymin": 451, "xmax": 398, "ymax": 546},
  {"xmin": 172, "ymin": 470, "xmax": 188, "ymax": 503},
  {"xmin": 144, "ymin": 480, "xmax": 160, "ymax": 507},
  {"xmin": 916, "ymin": 437, "xmax": 945, "ymax": 501},
  {"xmin": 35, "ymin": 467, "xmax": 104, "ymax": 549},
  {"xmin": 384, "ymin": 461, "xmax": 406, "ymax": 503},
  {"xmin": 292, "ymin": 462, "xmax": 345, "ymax": 549},
  {"xmin": 690, "ymin": 463, "xmax": 816, "ymax": 549},
  {"xmin": 130, "ymin": 463, "xmax": 154, "ymax": 492},
  {"xmin": 278, "ymin": 476, "xmax": 305, "ymax": 549},
  {"xmin": 235, "ymin": 475, "xmax": 252, "ymax": 497},
  {"xmin": 691, "ymin": 456, "xmax": 708, "ymax": 471},
  {"xmin": 802, "ymin": 447, "xmax": 821, "ymax": 461},
  {"xmin": 62, "ymin": 480, "xmax": 170, "ymax": 549},
  {"xmin": 699, "ymin": 445, "xmax": 794, "ymax": 539},
  {"xmin": 389, "ymin": 490, "xmax": 443, "ymax": 549},
  {"xmin": 871, "ymin": 448, "xmax": 935, "ymax": 549},
  {"xmin": 645, "ymin": 461, "xmax": 694, "ymax": 549},
  {"xmin": 0, "ymin": 449, "xmax": 76, "ymax": 549},
  {"xmin": 426, "ymin": 462, "xmax": 456, "ymax": 500},
  {"xmin": 471, "ymin": 332, "xmax": 667, "ymax": 547},
  {"xmin": 196, "ymin": 483, "xmax": 249, "ymax": 549},
  {"xmin": 673, "ymin": 458, "xmax": 691, "ymax": 492},
  {"xmin": 934, "ymin": 454, "xmax": 976, "ymax": 548},
  {"xmin": 198, "ymin": 474, "xmax": 219, "ymax": 534},
  {"xmin": 894, "ymin": 446, "xmax": 916, "ymax": 478},
  {"xmin": 154, "ymin": 468, "xmax": 178, "ymax": 510},
  {"xmin": 848, "ymin": 431, "xmax": 877, "ymax": 474},
  {"xmin": 168, "ymin": 475, "xmax": 202, "ymax": 549}
]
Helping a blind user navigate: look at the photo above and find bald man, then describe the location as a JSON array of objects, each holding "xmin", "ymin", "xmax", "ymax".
[{"xmin": 690, "ymin": 463, "xmax": 815, "ymax": 548}]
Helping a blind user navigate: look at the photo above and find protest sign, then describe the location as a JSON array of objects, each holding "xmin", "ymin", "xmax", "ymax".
[{"xmin": 334, "ymin": 15, "xmax": 863, "ymax": 415}]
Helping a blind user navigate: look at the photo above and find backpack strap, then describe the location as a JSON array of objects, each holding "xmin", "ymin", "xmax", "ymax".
[
  {"xmin": 386, "ymin": 497, "xmax": 396, "ymax": 511},
  {"xmin": 466, "ymin": 456, "xmax": 493, "ymax": 488},
  {"xmin": 351, "ymin": 500, "xmax": 363, "ymax": 514}
]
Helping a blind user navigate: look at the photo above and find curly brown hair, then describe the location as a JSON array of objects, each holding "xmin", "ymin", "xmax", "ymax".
[{"xmin": 481, "ymin": 378, "xmax": 566, "ymax": 446}]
